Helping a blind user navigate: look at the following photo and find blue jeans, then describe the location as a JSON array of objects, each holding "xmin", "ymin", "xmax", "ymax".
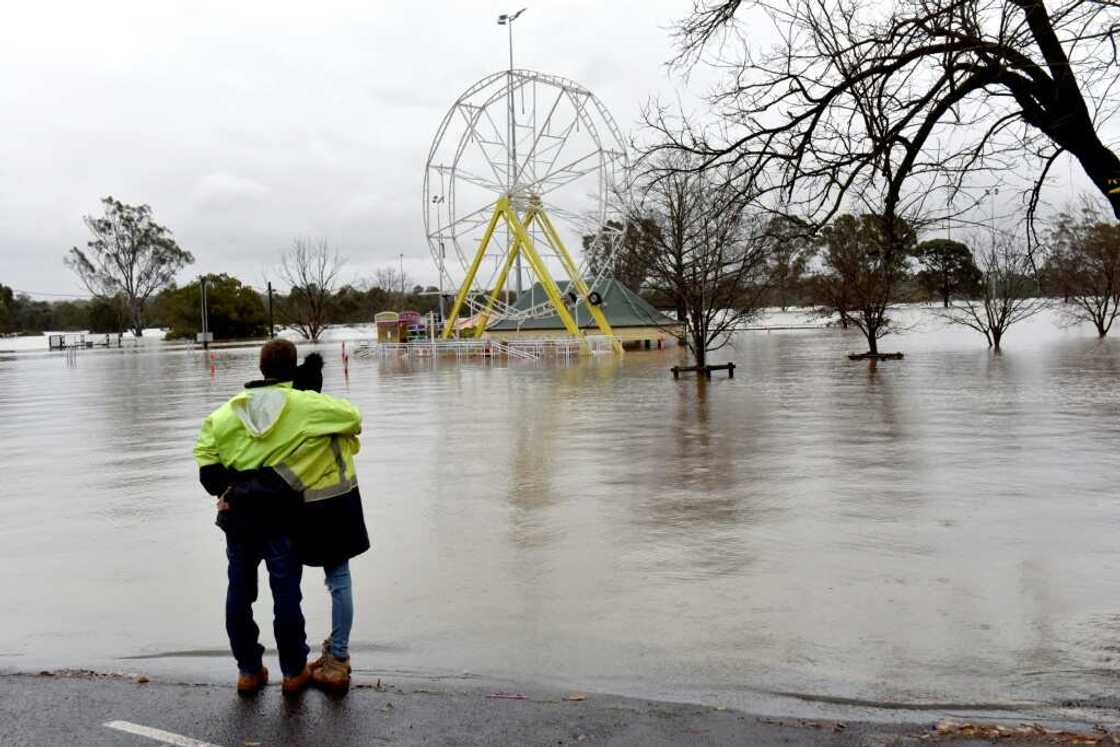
[
  {"xmin": 225, "ymin": 533, "xmax": 309, "ymax": 677},
  {"xmin": 323, "ymin": 562, "xmax": 353, "ymax": 659}
]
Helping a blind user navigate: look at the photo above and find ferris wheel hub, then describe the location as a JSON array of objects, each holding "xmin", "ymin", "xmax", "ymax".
[{"xmin": 507, "ymin": 186, "xmax": 540, "ymax": 212}]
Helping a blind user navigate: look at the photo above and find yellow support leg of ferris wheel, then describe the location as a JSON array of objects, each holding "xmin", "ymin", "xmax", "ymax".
[
  {"xmin": 442, "ymin": 195, "xmax": 587, "ymax": 347},
  {"xmin": 531, "ymin": 208, "xmax": 623, "ymax": 354}
]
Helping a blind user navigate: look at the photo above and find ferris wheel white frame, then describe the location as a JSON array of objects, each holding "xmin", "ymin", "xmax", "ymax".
[{"xmin": 423, "ymin": 69, "xmax": 629, "ymax": 344}]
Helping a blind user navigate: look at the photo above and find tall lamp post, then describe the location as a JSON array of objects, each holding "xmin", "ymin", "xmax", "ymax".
[
  {"xmin": 984, "ymin": 187, "xmax": 1000, "ymax": 243},
  {"xmin": 399, "ymin": 252, "xmax": 405, "ymax": 299},
  {"xmin": 498, "ymin": 8, "xmax": 527, "ymax": 299}
]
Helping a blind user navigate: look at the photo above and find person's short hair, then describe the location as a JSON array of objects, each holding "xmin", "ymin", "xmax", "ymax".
[{"xmin": 259, "ymin": 339, "xmax": 298, "ymax": 380}]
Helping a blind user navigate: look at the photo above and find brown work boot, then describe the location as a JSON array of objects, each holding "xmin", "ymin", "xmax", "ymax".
[
  {"xmin": 236, "ymin": 666, "xmax": 268, "ymax": 696},
  {"xmin": 310, "ymin": 639, "xmax": 351, "ymax": 674},
  {"xmin": 308, "ymin": 639, "xmax": 331, "ymax": 672},
  {"xmin": 310, "ymin": 654, "xmax": 351, "ymax": 694},
  {"xmin": 281, "ymin": 665, "xmax": 312, "ymax": 697}
]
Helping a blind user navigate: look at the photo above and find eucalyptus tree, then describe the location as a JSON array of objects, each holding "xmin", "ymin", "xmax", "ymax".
[
  {"xmin": 65, "ymin": 196, "xmax": 194, "ymax": 336},
  {"xmin": 915, "ymin": 239, "xmax": 983, "ymax": 307},
  {"xmin": 761, "ymin": 215, "xmax": 816, "ymax": 310}
]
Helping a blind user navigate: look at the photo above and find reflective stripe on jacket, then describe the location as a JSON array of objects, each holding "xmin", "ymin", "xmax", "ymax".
[
  {"xmin": 273, "ymin": 433, "xmax": 361, "ymax": 503},
  {"xmin": 194, "ymin": 383, "xmax": 362, "ymax": 498}
]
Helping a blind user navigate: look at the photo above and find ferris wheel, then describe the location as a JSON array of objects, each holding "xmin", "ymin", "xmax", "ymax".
[{"xmin": 423, "ymin": 69, "xmax": 629, "ymax": 341}]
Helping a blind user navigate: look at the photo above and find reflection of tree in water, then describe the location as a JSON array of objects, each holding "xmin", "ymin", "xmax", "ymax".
[
  {"xmin": 826, "ymin": 361, "xmax": 927, "ymax": 518},
  {"xmin": 614, "ymin": 375, "xmax": 771, "ymax": 580}
]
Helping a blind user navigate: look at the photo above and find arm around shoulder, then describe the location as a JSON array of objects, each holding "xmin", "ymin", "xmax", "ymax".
[{"xmin": 306, "ymin": 393, "xmax": 362, "ymax": 437}]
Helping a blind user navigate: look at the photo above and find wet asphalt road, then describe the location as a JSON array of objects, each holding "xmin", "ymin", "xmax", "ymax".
[{"xmin": 0, "ymin": 672, "xmax": 952, "ymax": 746}]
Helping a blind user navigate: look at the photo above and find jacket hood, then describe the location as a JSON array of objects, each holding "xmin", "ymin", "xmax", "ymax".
[{"xmin": 230, "ymin": 384, "xmax": 291, "ymax": 437}]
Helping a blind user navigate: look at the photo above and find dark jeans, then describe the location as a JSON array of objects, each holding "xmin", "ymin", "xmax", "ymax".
[{"xmin": 225, "ymin": 532, "xmax": 309, "ymax": 677}]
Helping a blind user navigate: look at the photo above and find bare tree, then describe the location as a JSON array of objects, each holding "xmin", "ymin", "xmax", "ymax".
[
  {"xmin": 582, "ymin": 218, "xmax": 660, "ymax": 294},
  {"xmin": 630, "ymin": 155, "xmax": 771, "ymax": 368},
  {"xmin": 1048, "ymin": 199, "xmax": 1120, "ymax": 337},
  {"xmin": 371, "ymin": 266, "xmax": 414, "ymax": 309},
  {"xmin": 276, "ymin": 239, "xmax": 344, "ymax": 342},
  {"xmin": 65, "ymin": 196, "xmax": 194, "ymax": 336},
  {"xmin": 816, "ymin": 213, "xmax": 917, "ymax": 355},
  {"xmin": 941, "ymin": 232, "xmax": 1047, "ymax": 350},
  {"xmin": 660, "ymin": 0, "xmax": 1120, "ymax": 244}
]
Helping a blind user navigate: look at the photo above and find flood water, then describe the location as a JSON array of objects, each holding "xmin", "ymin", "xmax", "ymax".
[{"xmin": 3, "ymin": 309, "xmax": 1120, "ymax": 716}]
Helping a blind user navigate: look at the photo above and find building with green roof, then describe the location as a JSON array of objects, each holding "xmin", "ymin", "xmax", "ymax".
[{"xmin": 486, "ymin": 278, "xmax": 682, "ymax": 348}]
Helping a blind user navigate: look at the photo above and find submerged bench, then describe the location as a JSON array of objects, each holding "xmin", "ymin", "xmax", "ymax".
[
  {"xmin": 847, "ymin": 352, "xmax": 904, "ymax": 361},
  {"xmin": 671, "ymin": 363, "xmax": 736, "ymax": 379}
]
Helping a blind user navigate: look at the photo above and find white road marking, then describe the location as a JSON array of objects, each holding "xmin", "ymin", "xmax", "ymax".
[{"xmin": 102, "ymin": 720, "xmax": 221, "ymax": 747}]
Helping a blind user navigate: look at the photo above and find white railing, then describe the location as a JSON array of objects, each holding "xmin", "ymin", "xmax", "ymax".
[{"xmin": 351, "ymin": 335, "xmax": 620, "ymax": 362}]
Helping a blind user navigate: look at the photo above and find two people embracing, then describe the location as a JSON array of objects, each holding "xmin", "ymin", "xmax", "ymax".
[{"xmin": 193, "ymin": 339, "xmax": 369, "ymax": 696}]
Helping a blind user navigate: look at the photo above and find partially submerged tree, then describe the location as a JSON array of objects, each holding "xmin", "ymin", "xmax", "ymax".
[
  {"xmin": 816, "ymin": 213, "xmax": 916, "ymax": 355},
  {"xmin": 630, "ymin": 156, "xmax": 771, "ymax": 368},
  {"xmin": 662, "ymin": 0, "xmax": 1120, "ymax": 244},
  {"xmin": 65, "ymin": 196, "xmax": 194, "ymax": 336},
  {"xmin": 941, "ymin": 233, "xmax": 1046, "ymax": 350},
  {"xmin": 915, "ymin": 239, "xmax": 983, "ymax": 307},
  {"xmin": 1048, "ymin": 201, "xmax": 1120, "ymax": 337},
  {"xmin": 276, "ymin": 239, "xmax": 344, "ymax": 342}
]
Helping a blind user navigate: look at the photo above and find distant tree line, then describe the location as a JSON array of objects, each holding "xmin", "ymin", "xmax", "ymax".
[
  {"xmin": 2, "ymin": 275, "xmax": 443, "ymax": 340},
  {"xmin": 586, "ymin": 190, "xmax": 1120, "ymax": 359},
  {"xmin": 7, "ymin": 196, "xmax": 443, "ymax": 341}
]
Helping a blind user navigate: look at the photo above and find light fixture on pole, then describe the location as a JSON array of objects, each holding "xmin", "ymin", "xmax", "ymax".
[{"xmin": 984, "ymin": 187, "xmax": 1000, "ymax": 242}]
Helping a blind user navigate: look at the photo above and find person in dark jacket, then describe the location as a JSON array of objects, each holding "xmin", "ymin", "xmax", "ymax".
[
  {"xmin": 289, "ymin": 352, "xmax": 369, "ymax": 692},
  {"xmin": 222, "ymin": 352, "xmax": 370, "ymax": 693}
]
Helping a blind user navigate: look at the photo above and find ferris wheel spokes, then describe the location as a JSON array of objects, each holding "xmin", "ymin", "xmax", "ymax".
[{"xmin": 423, "ymin": 70, "xmax": 628, "ymax": 350}]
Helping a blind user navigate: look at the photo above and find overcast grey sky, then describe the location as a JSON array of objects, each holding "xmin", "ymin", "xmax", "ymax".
[
  {"xmin": 2, "ymin": 1, "xmax": 1107, "ymax": 300},
  {"xmin": 0, "ymin": 0, "xmax": 715, "ymax": 297}
]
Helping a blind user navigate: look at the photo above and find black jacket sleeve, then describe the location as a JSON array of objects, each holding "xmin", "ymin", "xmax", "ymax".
[
  {"xmin": 199, "ymin": 463, "xmax": 233, "ymax": 496},
  {"xmin": 224, "ymin": 467, "xmax": 301, "ymax": 512}
]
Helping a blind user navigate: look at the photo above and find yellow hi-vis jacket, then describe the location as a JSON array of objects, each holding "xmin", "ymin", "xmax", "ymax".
[{"xmin": 194, "ymin": 382, "xmax": 362, "ymax": 501}]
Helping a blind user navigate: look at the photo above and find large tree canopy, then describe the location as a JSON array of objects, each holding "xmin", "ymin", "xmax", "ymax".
[
  {"xmin": 65, "ymin": 196, "xmax": 194, "ymax": 336},
  {"xmin": 661, "ymin": 0, "xmax": 1120, "ymax": 229},
  {"xmin": 915, "ymin": 238, "xmax": 983, "ymax": 306},
  {"xmin": 156, "ymin": 274, "xmax": 268, "ymax": 341}
]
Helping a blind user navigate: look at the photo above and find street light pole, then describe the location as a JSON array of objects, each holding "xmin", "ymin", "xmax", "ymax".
[
  {"xmin": 498, "ymin": 8, "xmax": 527, "ymax": 299},
  {"xmin": 199, "ymin": 275, "xmax": 210, "ymax": 350}
]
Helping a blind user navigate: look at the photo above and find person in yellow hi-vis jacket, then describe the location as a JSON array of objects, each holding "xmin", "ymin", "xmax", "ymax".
[{"xmin": 194, "ymin": 339, "xmax": 365, "ymax": 698}]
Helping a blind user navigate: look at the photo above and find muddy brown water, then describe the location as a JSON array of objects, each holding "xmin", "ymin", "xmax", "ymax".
[{"xmin": 2, "ymin": 309, "xmax": 1119, "ymax": 715}]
